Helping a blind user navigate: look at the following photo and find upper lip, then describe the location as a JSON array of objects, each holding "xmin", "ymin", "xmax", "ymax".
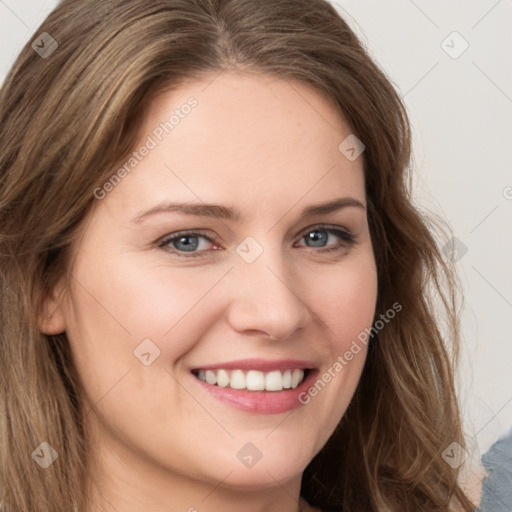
[{"xmin": 190, "ymin": 358, "xmax": 316, "ymax": 372}]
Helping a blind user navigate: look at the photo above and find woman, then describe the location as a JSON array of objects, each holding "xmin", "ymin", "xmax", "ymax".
[{"xmin": 0, "ymin": 0, "xmax": 478, "ymax": 511}]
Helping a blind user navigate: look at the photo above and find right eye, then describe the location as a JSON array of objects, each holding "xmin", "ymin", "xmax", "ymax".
[{"xmin": 158, "ymin": 231, "xmax": 220, "ymax": 258}]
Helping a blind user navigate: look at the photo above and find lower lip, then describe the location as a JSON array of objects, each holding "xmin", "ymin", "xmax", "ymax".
[{"xmin": 192, "ymin": 370, "xmax": 318, "ymax": 414}]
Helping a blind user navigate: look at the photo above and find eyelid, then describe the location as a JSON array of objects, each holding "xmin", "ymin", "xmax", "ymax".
[{"xmin": 297, "ymin": 223, "xmax": 352, "ymax": 238}]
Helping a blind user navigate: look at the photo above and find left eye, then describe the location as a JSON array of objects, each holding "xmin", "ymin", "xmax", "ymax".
[
  {"xmin": 295, "ymin": 227, "xmax": 355, "ymax": 252},
  {"xmin": 158, "ymin": 226, "xmax": 355, "ymax": 258}
]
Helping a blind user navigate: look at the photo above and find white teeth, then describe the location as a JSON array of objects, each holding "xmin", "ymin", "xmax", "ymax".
[
  {"xmin": 205, "ymin": 370, "xmax": 216, "ymax": 385},
  {"xmin": 230, "ymin": 370, "xmax": 246, "ymax": 389},
  {"xmin": 282, "ymin": 369, "xmax": 292, "ymax": 389},
  {"xmin": 265, "ymin": 370, "xmax": 283, "ymax": 391},
  {"xmin": 217, "ymin": 369, "xmax": 230, "ymax": 388},
  {"xmin": 291, "ymin": 369, "xmax": 303, "ymax": 388},
  {"xmin": 195, "ymin": 368, "xmax": 306, "ymax": 391},
  {"xmin": 246, "ymin": 370, "xmax": 265, "ymax": 390}
]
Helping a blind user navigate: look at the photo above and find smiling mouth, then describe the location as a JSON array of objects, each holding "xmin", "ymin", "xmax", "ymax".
[{"xmin": 191, "ymin": 368, "xmax": 310, "ymax": 392}]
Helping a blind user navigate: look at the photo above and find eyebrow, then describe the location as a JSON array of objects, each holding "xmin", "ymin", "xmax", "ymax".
[{"xmin": 131, "ymin": 197, "xmax": 366, "ymax": 223}]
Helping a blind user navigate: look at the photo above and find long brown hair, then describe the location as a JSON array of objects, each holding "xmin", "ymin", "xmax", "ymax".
[{"xmin": 0, "ymin": 0, "xmax": 475, "ymax": 510}]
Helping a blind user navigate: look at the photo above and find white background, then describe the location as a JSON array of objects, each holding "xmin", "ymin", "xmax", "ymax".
[{"xmin": 1, "ymin": 0, "xmax": 511, "ymax": 467}]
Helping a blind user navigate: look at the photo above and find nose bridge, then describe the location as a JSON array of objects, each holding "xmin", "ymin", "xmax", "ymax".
[{"xmin": 226, "ymin": 238, "xmax": 310, "ymax": 339}]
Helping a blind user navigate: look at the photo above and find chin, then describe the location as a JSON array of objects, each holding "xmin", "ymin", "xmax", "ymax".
[{"xmin": 208, "ymin": 438, "xmax": 313, "ymax": 489}]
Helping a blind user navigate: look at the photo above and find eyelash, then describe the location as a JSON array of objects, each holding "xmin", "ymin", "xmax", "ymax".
[{"xmin": 157, "ymin": 225, "xmax": 356, "ymax": 258}]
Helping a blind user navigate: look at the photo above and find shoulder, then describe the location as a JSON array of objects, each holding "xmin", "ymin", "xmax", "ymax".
[
  {"xmin": 478, "ymin": 429, "xmax": 512, "ymax": 511},
  {"xmin": 446, "ymin": 429, "xmax": 512, "ymax": 512}
]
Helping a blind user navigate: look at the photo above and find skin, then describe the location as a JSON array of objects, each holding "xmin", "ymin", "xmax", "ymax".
[{"xmin": 40, "ymin": 72, "xmax": 378, "ymax": 512}]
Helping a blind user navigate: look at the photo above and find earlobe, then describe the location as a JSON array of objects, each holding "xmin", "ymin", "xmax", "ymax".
[{"xmin": 38, "ymin": 281, "xmax": 67, "ymax": 335}]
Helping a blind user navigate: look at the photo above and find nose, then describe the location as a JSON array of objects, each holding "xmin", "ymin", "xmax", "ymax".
[{"xmin": 225, "ymin": 246, "xmax": 311, "ymax": 341}]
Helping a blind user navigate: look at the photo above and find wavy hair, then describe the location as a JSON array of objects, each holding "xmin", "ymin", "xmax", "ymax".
[{"xmin": 0, "ymin": 0, "xmax": 475, "ymax": 510}]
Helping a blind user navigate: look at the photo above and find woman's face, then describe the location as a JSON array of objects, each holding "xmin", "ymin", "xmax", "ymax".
[{"xmin": 45, "ymin": 73, "xmax": 377, "ymax": 497}]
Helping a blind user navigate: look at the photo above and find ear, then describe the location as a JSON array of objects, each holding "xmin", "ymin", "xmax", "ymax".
[{"xmin": 38, "ymin": 278, "xmax": 67, "ymax": 335}]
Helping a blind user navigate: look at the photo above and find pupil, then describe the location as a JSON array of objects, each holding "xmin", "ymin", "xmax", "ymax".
[
  {"xmin": 176, "ymin": 236, "xmax": 198, "ymax": 251},
  {"xmin": 308, "ymin": 230, "xmax": 327, "ymax": 247}
]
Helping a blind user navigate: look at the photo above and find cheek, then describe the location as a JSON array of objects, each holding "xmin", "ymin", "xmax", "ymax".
[
  {"xmin": 291, "ymin": 256, "xmax": 377, "ymax": 453},
  {"xmin": 312, "ymin": 257, "xmax": 378, "ymax": 348},
  {"xmin": 71, "ymin": 252, "xmax": 230, "ymax": 339},
  {"xmin": 63, "ymin": 254, "xmax": 235, "ymax": 402}
]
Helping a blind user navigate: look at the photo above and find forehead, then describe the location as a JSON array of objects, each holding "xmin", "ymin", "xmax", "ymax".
[{"xmin": 106, "ymin": 72, "xmax": 365, "ymax": 217}]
